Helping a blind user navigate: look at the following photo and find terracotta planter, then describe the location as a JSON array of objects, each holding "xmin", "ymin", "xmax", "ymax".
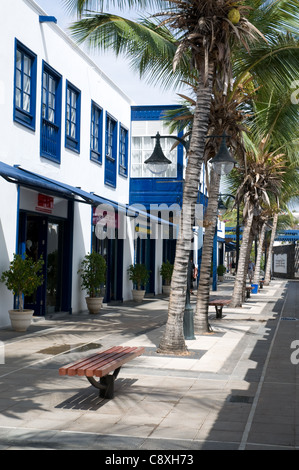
[
  {"xmin": 162, "ymin": 285, "xmax": 171, "ymax": 295},
  {"xmin": 132, "ymin": 289, "xmax": 146, "ymax": 302},
  {"xmin": 8, "ymin": 309, "xmax": 34, "ymax": 332},
  {"xmin": 85, "ymin": 297, "xmax": 104, "ymax": 314}
]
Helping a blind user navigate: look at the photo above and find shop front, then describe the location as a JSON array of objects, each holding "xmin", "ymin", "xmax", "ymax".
[{"xmin": 18, "ymin": 187, "xmax": 73, "ymax": 316}]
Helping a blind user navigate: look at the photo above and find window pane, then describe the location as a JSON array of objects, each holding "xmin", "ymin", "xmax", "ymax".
[
  {"xmin": 16, "ymin": 50, "xmax": 22, "ymax": 70},
  {"xmin": 23, "ymin": 74, "xmax": 31, "ymax": 94},
  {"xmin": 143, "ymin": 137, "xmax": 153, "ymax": 150},
  {"xmin": 42, "ymin": 88, "xmax": 47, "ymax": 106},
  {"xmin": 23, "ymin": 55, "xmax": 31, "ymax": 75},
  {"xmin": 71, "ymin": 122, "xmax": 76, "ymax": 138},
  {"xmin": 131, "ymin": 164, "xmax": 142, "ymax": 177},
  {"xmin": 131, "ymin": 150, "xmax": 142, "ymax": 164},
  {"xmin": 23, "ymin": 93, "xmax": 30, "ymax": 112},
  {"xmin": 16, "ymin": 69, "xmax": 21, "ymax": 89},
  {"xmin": 71, "ymin": 91, "xmax": 76, "ymax": 107},
  {"xmin": 132, "ymin": 137, "xmax": 141, "ymax": 150},
  {"xmin": 48, "ymin": 108, "xmax": 55, "ymax": 123},
  {"xmin": 71, "ymin": 107, "xmax": 76, "ymax": 123},
  {"xmin": 15, "ymin": 88, "xmax": 21, "ymax": 107},
  {"xmin": 49, "ymin": 76, "xmax": 55, "ymax": 93},
  {"xmin": 48, "ymin": 92, "xmax": 54, "ymax": 109}
]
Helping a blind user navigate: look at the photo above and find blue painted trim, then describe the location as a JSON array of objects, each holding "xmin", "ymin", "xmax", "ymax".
[
  {"xmin": 39, "ymin": 16, "xmax": 57, "ymax": 23},
  {"xmin": 15, "ymin": 185, "xmax": 21, "ymax": 254},
  {"xmin": 40, "ymin": 61, "xmax": 62, "ymax": 163},
  {"xmin": 13, "ymin": 39, "xmax": 37, "ymax": 131},
  {"xmin": 104, "ymin": 111, "xmax": 118, "ymax": 188},
  {"xmin": 118, "ymin": 123, "xmax": 128, "ymax": 178},
  {"xmin": 90, "ymin": 100, "xmax": 103, "ymax": 165},
  {"xmin": 65, "ymin": 80, "xmax": 81, "ymax": 153},
  {"xmin": 131, "ymin": 105, "xmax": 182, "ymax": 121}
]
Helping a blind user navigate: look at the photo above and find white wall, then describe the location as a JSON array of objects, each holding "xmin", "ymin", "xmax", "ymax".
[{"xmin": 0, "ymin": 182, "xmax": 19, "ymax": 327}]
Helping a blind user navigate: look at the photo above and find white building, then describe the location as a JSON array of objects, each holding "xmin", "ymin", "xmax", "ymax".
[{"xmin": 0, "ymin": 0, "xmax": 140, "ymax": 326}]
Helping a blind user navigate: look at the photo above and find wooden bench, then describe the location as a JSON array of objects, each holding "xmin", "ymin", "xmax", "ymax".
[
  {"xmin": 209, "ymin": 299, "xmax": 231, "ymax": 319},
  {"xmin": 59, "ymin": 346, "xmax": 145, "ymax": 399}
]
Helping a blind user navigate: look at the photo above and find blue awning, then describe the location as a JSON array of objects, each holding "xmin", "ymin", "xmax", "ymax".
[{"xmin": 0, "ymin": 161, "xmax": 172, "ymax": 225}]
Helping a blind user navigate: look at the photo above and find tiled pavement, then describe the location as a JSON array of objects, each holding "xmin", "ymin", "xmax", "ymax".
[{"xmin": 0, "ymin": 278, "xmax": 298, "ymax": 451}]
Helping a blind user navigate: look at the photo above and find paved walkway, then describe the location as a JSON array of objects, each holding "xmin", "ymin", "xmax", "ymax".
[{"xmin": 0, "ymin": 278, "xmax": 298, "ymax": 450}]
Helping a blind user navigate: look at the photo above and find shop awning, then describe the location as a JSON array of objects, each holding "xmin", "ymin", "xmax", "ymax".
[
  {"xmin": 0, "ymin": 161, "xmax": 96, "ymax": 203},
  {"xmin": 0, "ymin": 161, "xmax": 172, "ymax": 226}
]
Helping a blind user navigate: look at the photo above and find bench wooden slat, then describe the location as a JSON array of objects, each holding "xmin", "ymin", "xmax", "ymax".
[
  {"xmin": 76, "ymin": 346, "xmax": 133, "ymax": 377},
  {"xmin": 59, "ymin": 346, "xmax": 119, "ymax": 376},
  {"xmin": 209, "ymin": 299, "xmax": 231, "ymax": 306},
  {"xmin": 59, "ymin": 346, "xmax": 144, "ymax": 378},
  {"xmin": 83, "ymin": 347, "xmax": 138, "ymax": 377},
  {"xmin": 93, "ymin": 347, "xmax": 145, "ymax": 378}
]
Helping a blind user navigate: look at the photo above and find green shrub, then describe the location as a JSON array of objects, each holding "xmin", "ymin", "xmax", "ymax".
[
  {"xmin": 159, "ymin": 260, "xmax": 174, "ymax": 285},
  {"xmin": 0, "ymin": 254, "xmax": 44, "ymax": 311},
  {"xmin": 78, "ymin": 252, "xmax": 106, "ymax": 297},
  {"xmin": 217, "ymin": 264, "xmax": 226, "ymax": 276},
  {"xmin": 128, "ymin": 263, "xmax": 150, "ymax": 290}
]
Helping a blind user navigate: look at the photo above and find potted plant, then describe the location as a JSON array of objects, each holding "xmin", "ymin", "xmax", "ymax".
[
  {"xmin": 128, "ymin": 263, "xmax": 150, "ymax": 302},
  {"xmin": 78, "ymin": 252, "xmax": 106, "ymax": 314},
  {"xmin": 217, "ymin": 264, "xmax": 226, "ymax": 281},
  {"xmin": 159, "ymin": 260, "xmax": 174, "ymax": 295},
  {"xmin": 0, "ymin": 253, "xmax": 44, "ymax": 332}
]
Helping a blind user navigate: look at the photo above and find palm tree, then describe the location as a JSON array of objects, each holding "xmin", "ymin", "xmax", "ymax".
[
  {"xmin": 65, "ymin": 0, "xmax": 264, "ymax": 354},
  {"xmin": 252, "ymin": 214, "xmax": 268, "ymax": 284},
  {"xmin": 64, "ymin": 0, "xmax": 299, "ymax": 352},
  {"xmin": 229, "ymin": 135, "xmax": 296, "ymax": 307}
]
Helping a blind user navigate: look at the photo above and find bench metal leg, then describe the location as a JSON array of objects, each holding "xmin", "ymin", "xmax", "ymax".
[
  {"xmin": 215, "ymin": 306, "xmax": 223, "ymax": 319},
  {"xmin": 87, "ymin": 367, "xmax": 121, "ymax": 399}
]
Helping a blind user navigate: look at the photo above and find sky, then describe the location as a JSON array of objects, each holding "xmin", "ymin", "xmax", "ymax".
[{"xmin": 35, "ymin": 0, "xmax": 181, "ymax": 105}]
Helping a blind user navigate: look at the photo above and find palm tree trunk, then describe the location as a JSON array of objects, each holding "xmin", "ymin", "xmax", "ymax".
[
  {"xmin": 264, "ymin": 212, "xmax": 278, "ymax": 285},
  {"xmin": 194, "ymin": 168, "xmax": 221, "ymax": 334},
  {"xmin": 230, "ymin": 208, "xmax": 254, "ymax": 307},
  {"xmin": 253, "ymin": 221, "xmax": 267, "ymax": 284},
  {"xmin": 158, "ymin": 64, "xmax": 214, "ymax": 355},
  {"xmin": 242, "ymin": 230, "xmax": 254, "ymax": 302}
]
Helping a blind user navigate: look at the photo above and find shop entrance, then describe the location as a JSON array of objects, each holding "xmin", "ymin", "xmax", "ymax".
[
  {"xmin": 19, "ymin": 213, "xmax": 67, "ymax": 316},
  {"xmin": 136, "ymin": 237, "xmax": 156, "ymax": 294}
]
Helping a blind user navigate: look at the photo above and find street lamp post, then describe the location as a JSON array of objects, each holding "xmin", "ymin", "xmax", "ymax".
[
  {"xmin": 144, "ymin": 132, "xmax": 236, "ymax": 340},
  {"xmin": 218, "ymin": 193, "xmax": 240, "ymax": 270}
]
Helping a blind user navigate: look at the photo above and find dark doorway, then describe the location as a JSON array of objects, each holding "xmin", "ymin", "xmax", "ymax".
[{"xmin": 18, "ymin": 212, "xmax": 69, "ymax": 315}]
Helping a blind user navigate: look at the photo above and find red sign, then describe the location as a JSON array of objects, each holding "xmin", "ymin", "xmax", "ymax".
[
  {"xmin": 36, "ymin": 193, "xmax": 54, "ymax": 214},
  {"xmin": 92, "ymin": 206, "xmax": 118, "ymax": 228}
]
